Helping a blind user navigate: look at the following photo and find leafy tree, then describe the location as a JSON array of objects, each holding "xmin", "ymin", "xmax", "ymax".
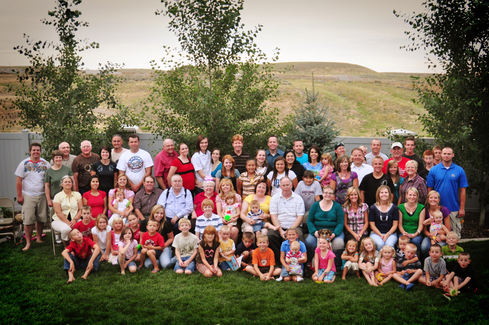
[
  {"xmin": 1, "ymin": 0, "xmax": 135, "ymax": 156},
  {"xmin": 146, "ymin": 0, "xmax": 289, "ymax": 154},
  {"xmin": 396, "ymin": 0, "xmax": 489, "ymax": 224},
  {"xmin": 287, "ymin": 83, "xmax": 340, "ymax": 153}
]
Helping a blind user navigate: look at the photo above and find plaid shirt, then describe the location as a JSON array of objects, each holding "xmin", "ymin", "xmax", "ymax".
[
  {"xmin": 343, "ymin": 203, "xmax": 369, "ymax": 234},
  {"xmin": 399, "ymin": 174, "xmax": 427, "ymax": 204}
]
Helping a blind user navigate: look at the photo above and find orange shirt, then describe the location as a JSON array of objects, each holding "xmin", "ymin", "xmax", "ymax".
[{"xmin": 252, "ymin": 248, "xmax": 275, "ymax": 267}]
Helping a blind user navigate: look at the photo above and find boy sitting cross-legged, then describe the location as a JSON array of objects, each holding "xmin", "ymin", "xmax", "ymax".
[
  {"xmin": 419, "ymin": 244, "xmax": 448, "ymax": 289},
  {"xmin": 235, "ymin": 232, "xmax": 257, "ymax": 269},
  {"xmin": 245, "ymin": 234, "xmax": 281, "ymax": 281},
  {"xmin": 62, "ymin": 229, "xmax": 101, "ymax": 283},
  {"xmin": 172, "ymin": 218, "xmax": 199, "ymax": 275},
  {"xmin": 392, "ymin": 243, "xmax": 423, "ymax": 291},
  {"xmin": 444, "ymin": 252, "xmax": 479, "ymax": 295}
]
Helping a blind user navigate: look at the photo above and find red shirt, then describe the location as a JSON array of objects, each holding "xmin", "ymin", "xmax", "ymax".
[
  {"xmin": 171, "ymin": 158, "xmax": 195, "ymax": 191},
  {"xmin": 132, "ymin": 225, "xmax": 141, "ymax": 243},
  {"xmin": 383, "ymin": 157, "xmax": 410, "ymax": 178},
  {"xmin": 154, "ymin": 150, "xmax": 178, "ymax": 188},
  {"xmin": 83, "ymin": 190, "xmax": 107, "ymax": 218},
  {"xmin": 73, "ymin": 220, "xmax": 96, "ymax": 240},
  {"xmin": 141, "ymin": 231, "xmax": 165, "ymax": 250},
  {"xmin": 67, "ymin": 237, "xmax": 96, "ymax": 260},
  {"xmin": 193, "ymin": 192, "xmax": 218, "ymax": 216}
]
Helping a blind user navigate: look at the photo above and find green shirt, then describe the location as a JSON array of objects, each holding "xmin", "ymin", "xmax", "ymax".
[
  {"xmin": 442, "ymin": 245, "xmax": 464, "ymax": 262},
  {"xmin": 398, "ymin": 203, "xmax": 424, "ymax": 234},
  {"xmin": 44, "ymin": 165, "xmax": 73, "ymax": 199}
]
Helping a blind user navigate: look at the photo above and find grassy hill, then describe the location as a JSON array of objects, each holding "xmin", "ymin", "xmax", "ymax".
[{"xmin": 0, "ymin": 62, "xmax": 430, "ymax": 136}]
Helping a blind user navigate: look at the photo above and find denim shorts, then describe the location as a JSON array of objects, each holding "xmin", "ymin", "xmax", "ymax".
[
  {"xmin": 125, "ymin": 261, "xmax": 136, "ymax": 269},
  {"xmin": 252, "ymin": 223, "xmax": 263, "ymax": 233},
  {"xmin": 319, "ymin": 269, "xmax": 335, "ymax": 281},
  {"xmin": 174, "ymin": 256, "xmax": 195, "ymax": 272}
]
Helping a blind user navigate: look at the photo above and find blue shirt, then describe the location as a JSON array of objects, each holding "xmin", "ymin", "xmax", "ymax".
[
  {"xmin": 426, "ymin": 162, "xmax": 468, "ymax": 211},
  {"xmin": 156, "ymin": 187, "xmax": 193, "ymax": 219},
  {"xmin": 280, "ymin": 240, "xmax": 307, "ymax": 254},
  {"xmin": 266, "ymin": 149, "xmax": 285, "ymax": 167},
  {"xmin": 296, "ymin": 153, "xmax": 309, "ymax": 165}
]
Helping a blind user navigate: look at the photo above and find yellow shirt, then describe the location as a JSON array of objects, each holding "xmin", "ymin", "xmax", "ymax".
[
  {"xmin": 244, "ymin": 194, "xmax": 271, "ymax": 223},
  {"xmin": 219, "ymin": 239, "xmax": 235, "ymax": 263},
  {"xmin": 52, "ymin": 191, "xmax": 82, "ymax": 221}
]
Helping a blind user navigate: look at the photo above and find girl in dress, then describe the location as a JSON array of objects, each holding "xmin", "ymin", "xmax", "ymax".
[
  {"xmin": 196, "ymin": 225, "xmax": 222, "ymax": 278},
  {"xmin": 318, "ymin": 153, "xmax": 333, "ymax": 187},
  {"xmin": 358, "ymin": 237, "xmax": 380, "ymax": 286},
  {"xmin": 118, "ymin": 227, "xmax": 138, "ymax": 274},
  {"xmin": 108, "ymin": 189, "xmax": 133, "ymax": 226},
  {"xmin": 312, "ymin": 236, "xmax": 336, "ymax": 283},
  {"xmin": 375, "ymin": 245, "xmax": 396, "ymax": 285},
  {"xmin": 106, "ymin": 217, "xmax": 124, "ymax": 265}
]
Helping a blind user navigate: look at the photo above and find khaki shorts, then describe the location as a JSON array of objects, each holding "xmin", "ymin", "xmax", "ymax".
[{"xmin": 22, "ymin": 194, "xmax": 48, "ymax": 225}]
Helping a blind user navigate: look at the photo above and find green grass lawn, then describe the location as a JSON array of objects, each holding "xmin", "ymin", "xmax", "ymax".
[{"xmin": 1, "ymin": 239, "xmax": 488, "ymax": 325}]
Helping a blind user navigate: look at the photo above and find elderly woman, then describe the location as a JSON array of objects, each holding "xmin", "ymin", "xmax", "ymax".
[
  {"xmin": 398, "ymin": 160, "xmax": 427, "ymax": 205},
  {"xmin": 191, "ymin": 177, "xmax": 218, "ymax": 231},
  {"xmin": 369, "ymin": 185, "xmax": 399, "ymax": 250},
  {"xmin": 420, "ymin": 190, "xmax": 452, "ymax": 258},
  {"xmin": 240, "ymin": 179, "xmax": 272, "ymax": 232},
  {"xmin": 45, "ymin": 150, "xmax": 73, "ymax": 209},
  {"xmin": 306, "ymin": 186, "xmax": 345, "ymax": 262},
  {"xmin": 52, "ymin": 176, "xmax": 83, "ymax": 246},
  {"xmin": 216, "ymin": 178, "xmax": 241, "ymax": 242},
  {"xmin": 108, "ymin": 174, "xmax": 135, "ymax": 219},
  {"xmin": 342, "ymin": 187, "xmax": 369, "ymax": 243},
  {"xmin": 398, "ymin": 187, "xmax": 425, "ymax": 254},
  {"xmin": 83, "ymin": 175, "xmax": 107, "ymax": 220}
]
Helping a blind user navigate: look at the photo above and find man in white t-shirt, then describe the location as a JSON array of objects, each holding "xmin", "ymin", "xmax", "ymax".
[
  {"xmin": 117, "ymin": 134, "xmax": 153, "ymax": 193},
  {"xmin": 15, "ymin": 142, "xmax": 51, "ymax": 251},
  {"xmin": 111, "ymin": 134, "xmax": 129, "ymax": 163},
  {"xmin": 350, "ymin": 147, "xmax": 373, "ymax": 186},
  {"xmin": 365, "ymin": 139, "xmax": 388, "ymax": 166}
]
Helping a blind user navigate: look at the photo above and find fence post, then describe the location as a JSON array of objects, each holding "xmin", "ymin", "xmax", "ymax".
[{"xmin": 21, "ymin": 129, "xmax": 30, "ymax": 154}]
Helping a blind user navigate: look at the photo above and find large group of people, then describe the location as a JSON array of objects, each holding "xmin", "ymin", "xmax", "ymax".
[{"xmin": 15, "ymin": 136, "xmax": 475, "ymax": 293}]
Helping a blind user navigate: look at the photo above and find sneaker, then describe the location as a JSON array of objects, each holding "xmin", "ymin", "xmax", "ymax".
[
  {"xmin": 399, "ymin": 284, "xmax": 406, "ymax": 289},
  {"xmin": 406, "ymin": 283, "xmax": 414, "ymax": 291},
  {"xmin": 296, "ymin": 276, "xmax": 304, "ymax": 282},
  {"xmin": 276, "ymin": 276, "xmax": 283, "ymax": 282}
]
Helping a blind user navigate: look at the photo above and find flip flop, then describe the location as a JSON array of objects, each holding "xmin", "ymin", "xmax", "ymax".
[
  {"xmin": 137, "ymin": 265, "xmax": 143, "ymax": 270},
  {"xmin": 151, "ymin": 269, "xmax": 159, "ymax": 274}
]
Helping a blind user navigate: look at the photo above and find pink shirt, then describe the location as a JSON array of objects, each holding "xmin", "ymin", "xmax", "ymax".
[
  {"xmin": 154, "ymin": 150, "xmax": 178, "ymax": 188},
  {"xmin": 315, "ymin": 247, "xmax": 336, "ymax": 271}
]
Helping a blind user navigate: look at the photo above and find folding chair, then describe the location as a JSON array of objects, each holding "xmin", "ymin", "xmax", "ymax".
[{"xmin": 0, "ymin": 198, "xmax": 18, "ymax": 244}]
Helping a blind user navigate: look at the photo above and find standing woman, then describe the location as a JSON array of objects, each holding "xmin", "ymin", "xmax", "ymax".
[
  {"xmin": 215, "ymin": 155, "xmax": 240, "ymax": 192},
  {"xmin": 108, "ymin": 174, "xmax": 135, "ymax": 219},
  {"xmin": 45, "ymin": 150, "xmax": 73, "ymax": 209},
  {"xmin": 420, "ymin": 190, "xmax": 452, "ymax": 258},
  {"xmin": 386, "ymin": 160, "xmax": 403, "ymax": 205},
  {"xmin": 398, "ymin": 160, "xmax": 427, "ymax": 205},
  {"xmin": 267, "ymin": 157, "xmax": 298, "ymax": 197},
  {"xmin": 191, "ymin": 135, "xmax": 212, "ymax": 194},
  {"xmin": 210, "ymin": 148, "xmax": 222, "ymax": 178},
  {"xmin": 284, "ymin": 149, "xmax": 305, "ymax": 183},
  {"xmin": 369, "ymin": 185, "xmax": 399, "ymax": 250},
  {"xmin": 330, "ymin": 154, "xmax": 358, "ymax": 205},
  {"xmin": 52, "ymin": 176, "xmax": 83, "ymax": 246},
  {"xmin": 167, "ymin": 143, "xmax": 195, "ymax": 193},
  {"xmin": 302, "ymin": 145, "xmax": 322, "ymax": 180},
  {"xmin": 91, "ymin": 145, "xmax": 118, "ymax": 198},
  {"xmin": 398, "ymin": 187, "xmax": 425, "ymax": 254},
  {"xmin": 255, "ymin": 149, "xmax": 270, "ymax": 177},
  {"xmin": 342, "ymin": 187, "xmax": 369, "ymax": 243},
  {"xmin": 237, "ymin": 158, "xmax": 264, "ymax": 197},
  {"xmin": 83, "ymin": 175, "xmax": 107, "ymax": 219}
]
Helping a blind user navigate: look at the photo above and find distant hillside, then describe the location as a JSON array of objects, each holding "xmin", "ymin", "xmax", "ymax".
[{"xmin": 0, "ymin": 62, "xmax": 430, "ymax": 137}]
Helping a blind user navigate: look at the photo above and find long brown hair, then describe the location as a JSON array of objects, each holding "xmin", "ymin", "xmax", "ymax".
[{"xmin": 221, "ymin": 155, "xmax": 236, "ymax": 178}]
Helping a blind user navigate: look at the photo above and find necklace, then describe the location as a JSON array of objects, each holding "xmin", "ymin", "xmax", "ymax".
[{"xmin": 340, "ymin": 171, "xmax": 348, "ymax": 179}]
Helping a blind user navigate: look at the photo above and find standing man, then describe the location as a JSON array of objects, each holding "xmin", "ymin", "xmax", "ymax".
[
  {"xmin": 154, "ymin": 139, "xmax": 178, "ymax": 190},
  {"xmin": 111, "ymin": 134, "xmax": 129, "ymax": 163},
  {"xmin": 15, "ymin": 142, "xmax": 51, "ymax": 251},
  {"xmin": 157, "ymin": 174, "xmax": 193, "ymax": 232},
  {"xmin": 402, "ymin": 137, "xmax": 425, "ymax": 171},
  {"xmin": 267, "ymin": 177, "xmax": 305, "ymax": 265},
  {"xmin": 293, "ymin": 140, "xmax": 308, "ymax": 165},
  {"xmin": 117, "ymin": 134, "xmax": 153, "ymax": 193},
  {"xmin": 360, "ymin": 156, "xmax": 395, "ymax": 207},
  {"xmin": 134, "ymin": 176, "xmax": 163, "ymax": 221},
  {"xmin": 350, "ymin": 148, "xmax": 373, "ymax": 186},
  {"xmin": 265, "ymin": 135, "xmax": 284, "ymax": 166},
  {"xmin": 72, "ymin": 140, "xmax": 100, "ymax": 195},
  {"xmin": 382, "ymin": 142, "xmax": 410, "ymax": 178},
  {"xmin": 50, "ymin": 142, "xmax": 76, "ymax": 167},
  {"xmin": 230, "ymin": 134, "xmax": 250, "ymax": 174},
  {"xmin": 418, "ymin": 149, "xmax": 434, "ymax": 180},
  {"xmin": 333, "ymin": 142, "xmax": 346, "ymax": 162},
  {"xmin": 433, "ymin": 145, "xmax": 443, "ymax": 165},
  {"xmin": 365, "ymin": 139, "xmax": 388, "ymax": 166},
  {"xmin": 427, "ymin": 147, "xmax": 468, "ymax": 238}
]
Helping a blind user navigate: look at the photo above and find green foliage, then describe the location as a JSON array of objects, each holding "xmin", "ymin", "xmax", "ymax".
[
  {"xmin": 147, "ymin": 0, "xmax": 290, "ymax": 154},
  {"xmin": 396, "ymin": 0, "xmax": 489, "ymax": 219},
  {"xmin": 1, "ymin": 0, "xmax": 136, "ymax": 157},
  {"xmin": 287, "ymin": 88, "xmax": 340, "ymax": 153}
]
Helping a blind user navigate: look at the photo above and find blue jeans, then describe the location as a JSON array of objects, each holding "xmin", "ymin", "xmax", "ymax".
[
  {"xmin": 408, "ymin": 234, "xmax": 423, "ymax": 257},
  {"xmin": 370, "ymin": 232, "xmax": 398, "ymax": 251},
  {"xmin": 305, "ymin": 232, "xmax": 345, "ymax": 262},
  {"xmin": 421, "ymin": 237, "xmax": 447, "ymax": 261},
  {"xmin": 144, "ymin": 247, "xmax": 173, "ymax": 269},
  {"xmin": 173, "ymin": 255, "xmax": 195, "ymax": 272},
  {"xmin": 64, "ymin": 252, "xmax": 101, "ymax": 272}
]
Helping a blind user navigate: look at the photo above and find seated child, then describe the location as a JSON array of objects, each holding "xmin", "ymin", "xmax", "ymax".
[
  {"xmin": 445, "ymin": 252, "xmax": 478, "ymax": 295},
  {"xmin": 118, "ymin": 227, "xmax": 138, "ymax": 275},
  {"xmin": 196, "ymin": 225, "xmax": 222, "ymax": 278},
  {"xmin": 396, "ymin": 235, "xmax": 419, "ymax": 267},
  {"xmin": 392, "ymin": 243, "xmax": 423, "ymax": 291},
  {"xmin": 294, "ymin": 170, "xmax": 322, "ymax": 232},
  {"xmin": 442, "ymin": 231, "xmax": 464, "ymax": 272},
  {"xmin": 423, "ymin": 210, "xmax": 450, "ymax": 245},
  {"xmin": 91, "ymin": 214, "xmax": 111, "ymax": 260},
  {"xmin": 195, "ymin": 199, "xmax": 223, "ymax": 240},
  {"xmin": 277, "ymin": 228, "xmax": 307, "ymax": 282},
  {"xmin": 61, "ymin": 229, "xmax": 101, "ymax": 283},
  {"xmin": 218, "ymin": 225, "xmax": 236, "ymax": 271},
  {"xmin": 235, "ymin": 232, "xmax": 257, "ymax": 268},
  {"xmin": 358, "ymin": 237, "xmax": 380, "ymax": 287},
  {"xmin": 139, "ymin": 219, "xmax": 165, "ymax": 273},
  {"xmin": 109, "ymin": 189, "xmax": 133, "ymax": 226},
  {"xmin": 419, "ymin": 244, "xmax": 448, "ymax": 288},
  {"xmin": 313, "ymin": 236, "xmax": 336, "ymax": 283},
  {"xmin": 341, "ymin": 239, "xmax": 360, "ymax": 279},
  {"xmin": 375, "ymin": 245, "xmax": 396, "ymax": 286},
  {"xmin": 247, "ymin": 199, "xmax": 279, "ymax": 236},
  {"xmin": 245, "ymin": 234, "xmax": 281, "ymax": 281},
  {"xmin": 73, "ymin": 206, "xmax": 95, "ymax": 240},
  {"xmin": 172, "ymin": 218, "xmax": 199, "ymax": 274}
]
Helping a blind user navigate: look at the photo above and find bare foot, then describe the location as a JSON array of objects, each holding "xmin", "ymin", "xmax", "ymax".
[
  {"xmin": 341, "ymin": 277, "xmax": 346, "ymax": 280},
  {"xmin": 81, "ymin": 271, "xmax": 90, "ymax": 279},
  {"xmin": 36, "ymin": 239, "xmax": 44, "ymax": 243},
  {"xmin": 121, "ymin": 270, "xmax": 126, "ymax": 275},
  {"xmin": 22, "ymin": 244, "xmax": 31, "ymax": 251},
  {"xmin": 357, "ymin": 275, "xmax": 362, "ymax": 279},
  {"xmin": 67, "ymin": 272, "xmax": 75, "ymax": 283}
]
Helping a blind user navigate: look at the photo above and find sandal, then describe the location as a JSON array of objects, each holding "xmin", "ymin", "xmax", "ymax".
[{"xmin": 151, "ymin": 269, "xmax": 159, "ymax": 274}]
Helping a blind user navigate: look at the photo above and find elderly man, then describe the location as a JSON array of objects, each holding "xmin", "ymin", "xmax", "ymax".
[
  {"xmin": 267, "ymin": 177, "xmax": 305, "ymax": 264},
  {"xmin": 157, "ymin": 174, "xmax": 193, "ymax": 232},
  {"xmin": 293, "ymin": 140, "xmax": 308, "ymax": 165},
  {"xmin": 382, "ymin": 142, "xmax": 410, "ymax": 178},
  {"xmin": 72, "ymin": 140, "xmax": 100, "ymax": 195},
  {"xmin": 350, "ymin": 147, "xmax": 373, "ymax": 186},
  {"xmin": 266, "ymin": 135, "xmax": 284, "ymax": 166},
  {"xmin": 230, "ymin": 134, "xmax": 250, "ymax": 174},
  {"xmin": 117, "ymin": 134, "xmax": 153, "ymax": 193},
  {"xmin": 15, "ymin": 142, "xmax": 51, "ymax": 251},
  {"xmin": 427, "ymin": 147, "xmax": 468, "ymax": 238},
  {"xmin": 365, "ymin": 139, "xmax": 388, "ymax": 166},
  {"xmin": 111, "ymin": 134, "xmax": 129, "ymax": 163},
  {"xmin": 133, "ymin": 176, "xmax": 163, "ymax": 221},
  {"xmin": 50, "ymin": 142, "xmax": 76, "ymax": 167},
  {"xmin": 154, "ymin": 139, "xmax": 178, "ymax": 190}
]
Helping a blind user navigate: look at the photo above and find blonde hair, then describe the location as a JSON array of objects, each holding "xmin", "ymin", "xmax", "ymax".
[
  {"xmin": 446, "ymin": 231, "xmax": 459, "ymax": 240},
  {"xmin": 115, "ymin": 188, "xmax": 125, "ymax": 198},
  {"xmin": 220, "ymin": 225, "xmax": 230, "ymax": 233},
  {"xmin": 178, "ymin": 218, "xmax": 191, "ymax": 227},
  {"xmin": 380, "ymin": 245, "xmax": 394, "ymax": 258},
  {"xmin": 95, "ymin": 214, "xmax": 108, "ymax": 232},
  {"xmin": 345, "ymin": 239, "xmax": 358, "ymax": 256},
  {"xmin": 359, "ymin": 237, "xmax": 376, "ymax": 259},
  {"xmin": 321, "ymin": 153, "xmax": 333, "ymax": 166},
  {"xmin": 342, "ymin": 187, "xmax": 363, "ymax": 209},
  {"xmin": 256, "ymin": 234, "xmax": 268, "ymax": 242},
  {"xmin": 290, "ymin": 241, "xmax": 301, "ymax": 251},
  {"xmin": 375, "ymin": 185, "xmax": 392, "ymax": 205}
]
